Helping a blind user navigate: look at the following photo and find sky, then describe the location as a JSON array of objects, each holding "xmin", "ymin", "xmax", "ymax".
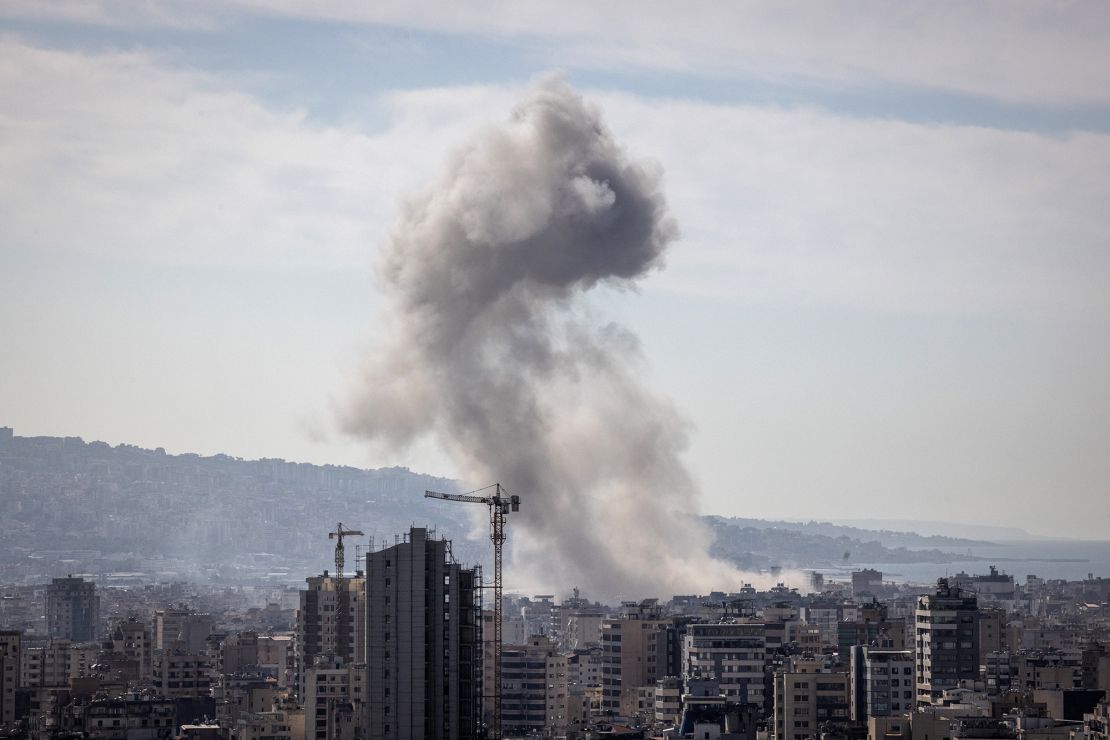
[{"xmin": 1, "ymin": 1, "xmax": 1109, "ymax": 538}]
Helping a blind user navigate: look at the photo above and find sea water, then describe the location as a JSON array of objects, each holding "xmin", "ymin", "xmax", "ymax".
[{"xmin": 839, "ymin": 539, "xmax": 1110, "ymax": 584}]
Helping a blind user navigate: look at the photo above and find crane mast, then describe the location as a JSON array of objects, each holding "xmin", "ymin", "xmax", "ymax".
[
  {"xmin": 328, "ymin": 523, "xmax": 364, "ymax": 664},
  {"xmin": 425, "ymin": 484, "xmax": 519, "ymax": 740}
]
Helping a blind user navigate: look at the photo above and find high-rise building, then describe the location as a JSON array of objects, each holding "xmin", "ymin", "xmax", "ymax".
[
  {"xmin": 501, "ymin": 635, "xmax": 568, "ymax": 736},
  {"xmin": 295, "ymin": 573, "xmax": 366, "ymax": 697},
  {"xmin": 683, "ymin": 622, "xmax": 767, "ymax": 707},
  {"xmin": 0, "ymin": 631, "xmax": 20, "ymax": 726},
  {"xmin": 45, "ymin": 576, "xmax": 99, "ymax": 642},
  {"xmin": 364, "ymin": 527, "xmax": 481, "ymax": 740},
  {"xmin": 848, "ymin": 646, "xmax": 914, "ymax": 721},
  {"xmin": 914, "ymin": 579, "xmax": 980, "ymax": 706},
  {"xmin": 600, "ymin": 599, "xmax": 670, "ymax": 716}
]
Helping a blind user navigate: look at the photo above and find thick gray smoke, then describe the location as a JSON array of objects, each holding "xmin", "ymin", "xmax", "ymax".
[{"xmin": 343, "ymin": 78, "xmax": 766, "ymax": 599}]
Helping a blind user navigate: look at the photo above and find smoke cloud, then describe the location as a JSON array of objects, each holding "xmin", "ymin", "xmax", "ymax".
[{"xmin": 343, "ymin": 77, "xmax": 767, "ymax": 599}]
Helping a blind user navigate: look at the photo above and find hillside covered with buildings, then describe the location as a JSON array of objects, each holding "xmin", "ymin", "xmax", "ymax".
[{"xmin": 1, "ymin": 427, "xmax": 988, "ymax": 587}]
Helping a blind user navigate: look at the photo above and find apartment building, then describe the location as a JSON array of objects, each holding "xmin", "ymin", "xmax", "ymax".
[
  {"xmin": 773, "ymin": 659, "xmax": 850, "ymax": 740},
  {"xmin": 683, "ymin": 622, "xmax": 767, "ymax": 707},
  {"xmin": 46, "ymin": 577, "xmax": 99, "ymax": 642},
  {"xmin": 915, "ymin": 579, "xmax": 980, "ymax": 707},
  {"xmin": 364, "ymin": 527, "xmax": 481, "ymax": 740},
  {"xmin": 601, "ymin": 599, "xmax": 671, "ymax": 716},
  {"xmin": 848, "ymin": 646, "xmax": 914, "ymax": 721}
]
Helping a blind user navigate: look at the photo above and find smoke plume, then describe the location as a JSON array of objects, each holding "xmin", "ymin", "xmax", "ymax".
[{"xmin": 343, "ymin": 78, "xmax": 761, "ymax": 599}]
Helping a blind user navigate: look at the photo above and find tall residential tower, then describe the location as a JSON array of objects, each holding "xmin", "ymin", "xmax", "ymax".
[
  {"xmin": 915, "ymin": 578, "xmax": 980, "ymax": 706},
  {"xmin": 365, "ymin": 527, "xmax": 481, "ymax": 740},
  {"xmin": 45, "ymin": 576, "xmax": 99, "ymax": 642}
]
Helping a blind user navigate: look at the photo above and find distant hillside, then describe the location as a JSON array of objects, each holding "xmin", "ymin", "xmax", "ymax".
[
  {"xmin": 827, "ymin": 518, "xmax": 1041, "ymax": 542},
  {"xmin": 0, "ymin": 425, "xmax": 993, "ymax": 586},
  {"xmin": 0, "ymin": 426, "xmax": 486, "ymax": 584},
  {"xmin": 712, "ymin": 516, "xmax": 990, "ymax": 549},
  {"xmin": 705, "ymin": 516, "xmax": 979, "ymax": 571}
]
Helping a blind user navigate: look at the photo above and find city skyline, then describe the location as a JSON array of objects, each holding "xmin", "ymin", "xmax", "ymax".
[{"xmin": 2, "ymin": 3, "xmax": 1109, "ymax": 538}]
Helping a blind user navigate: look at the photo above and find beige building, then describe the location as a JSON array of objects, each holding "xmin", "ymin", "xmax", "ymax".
[
  {"xmin": 258, "ymin": 635, "xmax": 294, "ymax": 688},
  {"xmin": 109, "ymin": 617, "xmax": 152, "ymax": 681},
  {"xmin": 21, "ymin": 639, "xmax": 94, "ymax": 688},
  {"xmin": 235, "ymin": 708, "xmax": 305, "ymax": 740},
  {"xmin": 215, "ymin": 674, "xmax": 279, "ymax": 730},
  {"xmin": 220, "ymin": 631, "xmax": 260, "ymax": 675},
  {"xmin": 601, "ymin": 599, "xmax": 671, "ymax": 716},
  {"xmin": 154, "ymin": 609, "xmax": 214, "ymax": 653},
  {"xmin": 773, "ymin": 659, "xmax": 851, "ymax": 740},
  {"xmin": 978, "ymin": 608, "xmax": 1006, "ymax": 665},
  {"xmin": 303, "ymin": 653, "xmax": 365, "ymax": 740},
  {"xmin": 501, "ymin": 635, "xmax": 569, "ymax": 735},
  {"xmin": 562, "ymin": 610, "xmax": 605, "ymax": 650},
  {"xmin": 654, "ymin": 676, "xmax": 683, "ymax": 728},
  {"xmin": 152, "ymin": 646, "xmax": 214, "ymax": 699}
]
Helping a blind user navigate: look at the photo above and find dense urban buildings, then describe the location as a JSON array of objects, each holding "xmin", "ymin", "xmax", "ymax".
[
  {"xmin": 0, "ymin": 548, "xmax": 1107, "ymax": 739},
  {"xmin": 3, "ymin": 428, "xmax": 1110, "ymax": 740}
]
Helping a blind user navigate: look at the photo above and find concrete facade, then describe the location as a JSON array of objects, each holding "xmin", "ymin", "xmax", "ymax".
[
  {"xmin": 915, "ymin": 579, "xmax": 980, "ymax": 706},
  {"xmin": 364, "ymin": 527, "xmax": 481, "ymax": 740},
  {"xmin": 600, "ymin": 599, "xmax": 670, "ymax": 716},
  {"xmin": 849, "ymin": 646, "xmax": 914, "ymax": 721},
  {"xmin": 0, "ymin": 631, "xmax": 19, "ymax": 726},
  {"xmin": 295, "ymin": 574, "xmax": 366, "ymax": 697},
  {"xmin": 46, "ymin": 577, "xmax": 99, "ymax": 642},
  {"xmin": 772, "ymin": 660, "xmax": 850, "ymax": 740},
  {"xmin": 683, "ymin": 622, "xmax": 767, "ymax": 707}
]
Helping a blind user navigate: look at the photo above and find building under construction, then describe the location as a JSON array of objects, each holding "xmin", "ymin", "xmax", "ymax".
[
  {"xmin": 294, "ymin": 571, "xmax": 367, "ymax": 697},
  {"xmin": 364, "ymin": 526, "xmax": 482, "ymax": 740}
]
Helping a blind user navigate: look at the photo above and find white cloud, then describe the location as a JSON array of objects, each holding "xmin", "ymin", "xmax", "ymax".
[
  {"xmin": 0, "ymin": 38, "xmax": 495, "ymax": 271},
  {"xmin": 3, "ymin": 38, "xmax": 1108, "ymax": 323},
  {"xmin": 595, "ymin": 94, "xmax": 1110, "ymax": 319},
  {"xmin": 5, "ymin": 1, "xmax": 1110, "ymax": 106}
]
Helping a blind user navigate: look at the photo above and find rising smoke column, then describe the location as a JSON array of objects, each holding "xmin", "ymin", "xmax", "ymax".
[{"xmin": 343, "ymin": 78, "xmax": 754, "ymax": 599}]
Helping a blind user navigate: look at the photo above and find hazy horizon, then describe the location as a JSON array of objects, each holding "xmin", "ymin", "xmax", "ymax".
[{"xmin": 2, "ymin": 420, "xmax": 1098, "ymax": 545}]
